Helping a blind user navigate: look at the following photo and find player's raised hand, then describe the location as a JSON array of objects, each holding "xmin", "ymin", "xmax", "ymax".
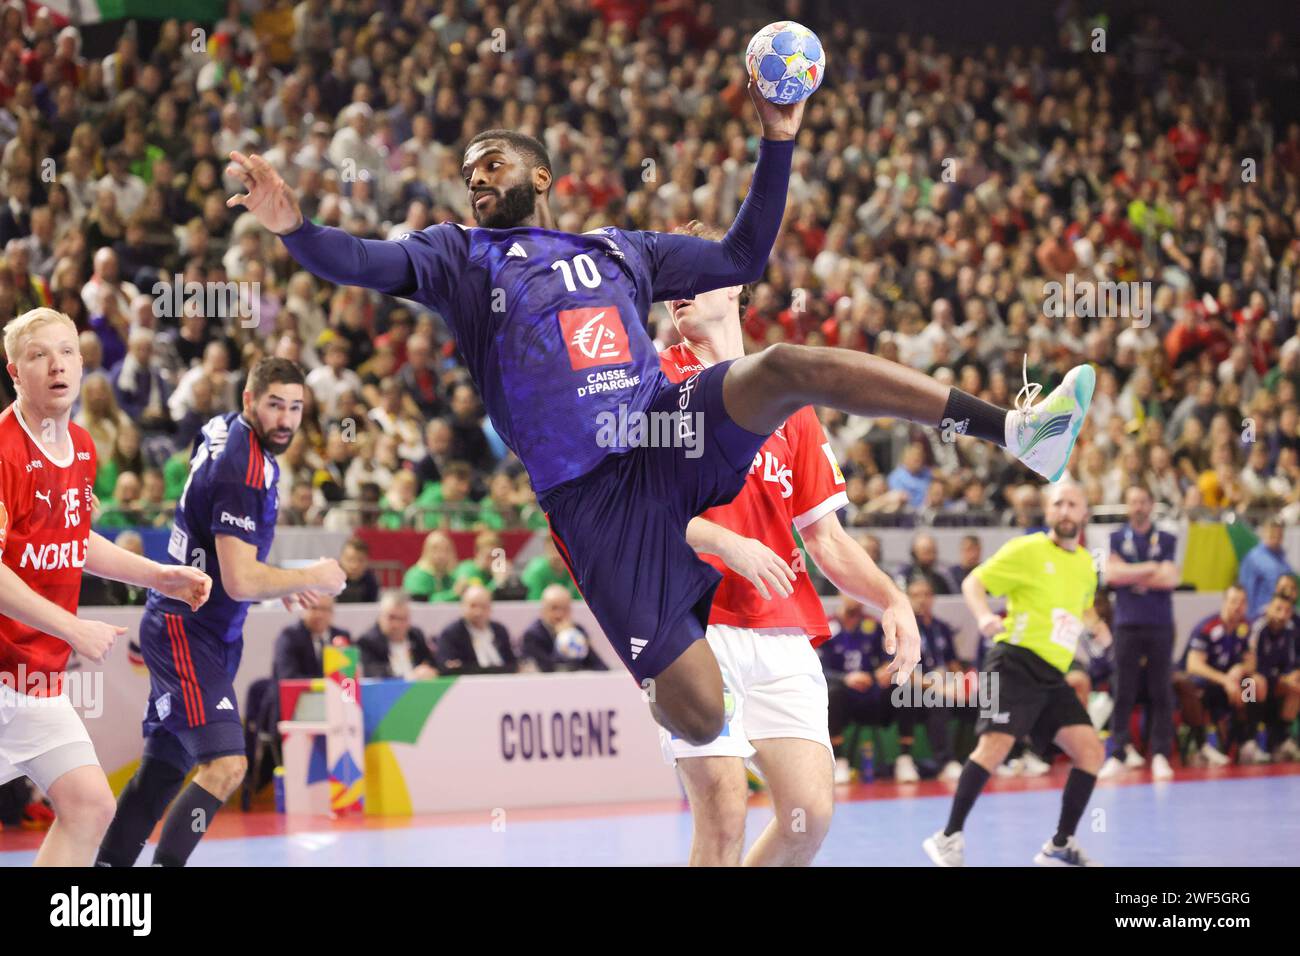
[
  {"xmin": 67, "ymin": 620, "xmax": 127, "ymax": 665},
  {"xmin": 747, "ymin": 80, "xmax": 806, "ymax": 142},
  {"xmin": 156, "ymin": 564, "xmax": 212, "ymax": 612},
  {"xmin": 881, "ymin": 598, "xmax": 922, "ymax": 684},
  {"xmin": 719, "ymin": 535, "xmax": 796, "ymax": 600},
  {"xmin": 225, "ymin": 151, "xmax": 304, "ymax": 235}
]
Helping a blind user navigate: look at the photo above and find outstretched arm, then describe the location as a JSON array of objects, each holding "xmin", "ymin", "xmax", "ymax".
[
  {"xmin": 226, "ymin": 151, "xmax": 416, "ymax": 294},
  {"xmin": 85, "ymin": 531, "xmax": 211, "ymax": 611},
  {"xmin": 646, "ymin": 83, "xmax": 804, "ymax": 297}
]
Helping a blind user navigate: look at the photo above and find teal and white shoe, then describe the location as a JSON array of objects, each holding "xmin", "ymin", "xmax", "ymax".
[
  {"xmin": 1005, "ymin": 357, "xmax": 1096, "ymax": 482},
  {"xmin": 1034, "ymin": 836, "xmax": 1102, "ymax": 867}
]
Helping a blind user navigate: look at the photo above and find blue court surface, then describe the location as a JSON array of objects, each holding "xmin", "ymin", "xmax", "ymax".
[{"xmin": 2, "ymin": 769, "xmax": 1296, "ymax": 866}]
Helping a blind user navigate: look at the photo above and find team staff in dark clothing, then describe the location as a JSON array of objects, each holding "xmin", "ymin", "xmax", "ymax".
[{"xmin": 1099, "ymin": 485, "xmax": 1180, "ymax": 781}]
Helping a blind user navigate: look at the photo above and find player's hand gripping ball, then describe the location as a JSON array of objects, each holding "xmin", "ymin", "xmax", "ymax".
[{"xmin": 746, "ymin": 21, "xmax": 825, "ymax": 105}]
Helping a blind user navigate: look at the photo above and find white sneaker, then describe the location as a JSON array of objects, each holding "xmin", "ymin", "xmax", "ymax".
[
  {"xmin": 1151, "ymin": 754, "xmax": 1174, "ymax": 780},
  {"xmin": 894, "ymin": 753, "xmax": 920, "ymax": 783},
  {"xmin": 1005, "ymin": 359, "xmax": 1096, "ymax": 482},
  {"xmin": 1273, "ymin": 739, "xmax": 1300, "ymax": 763},
  {"xmin": 834, "ymin": 757, "xmax": 852, "ymax": 785},
  {"xmin": 1034, "ymin": 835, "xmax": 1102, "ymax": 867},
  {"xmin": 922, "ymin": 829, "xmax": 965, "ymax": 867},
  {"xmin": 1021, "ymin": 750, "xmax": 1052, "ymax": 776},
  {"xmin": 1097, "ymin": 756, "xmax": 1126, "ymax": 780},
  {"xmin": 995, "ymin": 757, "xmax": 1024, "ymax": 777},
  {"xmin": 1200, "ymin": 742, "xmax": 1230, "ymax": 767},
  {"xmin": 1239, "ymin": 740, "xmax": 1272, "ymax": 765},
  {"xmin": 1122, "ymin": 744, "xmax": 1146, "ymax": 769},
  {"xmin": 939, "ymin": 760, "xmax": 964, "ymax": 782}
]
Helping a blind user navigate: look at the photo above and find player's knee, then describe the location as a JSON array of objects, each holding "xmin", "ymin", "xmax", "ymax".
[
  {"xmin": 203, "ymin": 754, "xmax": 248, "ymax": 794},
  {"xmin": 778, "ymin": 797, "xmax": 833, "ymax": 847},
  {"xmin": 676, "ymin": 706, "xmax": 726, "ymax": 747},
  {"xmin": 973, "ymin": 733, "xmax": 1013, "ymax": 767},
  {"xmin": 55, "ymin": 783, "xmax": 117, "ymax": 839},
  {"xmin": 1076, "ymin": 734, "xmax": 1105, "ymax": 770}
]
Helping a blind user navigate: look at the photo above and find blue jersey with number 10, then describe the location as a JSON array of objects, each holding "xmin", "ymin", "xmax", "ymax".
[
  {"xmin": 147, "ymin": 412, "xmax": 279, "ymax": 642},
  {"xmin": 394, "ymin": 224, "xmax": 706, "ymax": 493}
]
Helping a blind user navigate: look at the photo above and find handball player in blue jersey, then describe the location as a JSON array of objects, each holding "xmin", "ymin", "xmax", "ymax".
[
  {"xmin": 223, "ymin": 83, "xmax": 1094, "ymax": 746},
  {"xmin": 96, "ymin": 358, "xmax": 347, "ymax": 867}
]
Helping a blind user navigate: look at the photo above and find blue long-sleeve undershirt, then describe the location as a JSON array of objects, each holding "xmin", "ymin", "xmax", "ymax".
[{"xmin": 278, "ymin": 138, "xmax": 794, "ymax": 298}]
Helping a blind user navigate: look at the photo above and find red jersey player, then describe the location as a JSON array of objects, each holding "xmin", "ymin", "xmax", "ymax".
[
  {"xmin": 0, "ymin": 308, "xmax": 210, "ymax": 866},
  {"xmin": 656, "ymin": 222, "xmax": 920, "ymax": 866}
]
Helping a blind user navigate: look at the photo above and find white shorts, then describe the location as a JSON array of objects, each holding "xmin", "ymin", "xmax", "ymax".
[
  {"xmin": 660, "ymin": 624, "xmax": 833, "ymax": 766},
  {"xmin": 0, "ymin": 683, "xmax": 100, "ymax": 794}
]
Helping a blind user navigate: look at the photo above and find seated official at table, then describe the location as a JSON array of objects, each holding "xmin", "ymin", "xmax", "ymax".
[
  {"xmin": 356, "ymin": 589, "xmax": 439, "ymax": 679},
  {"xmin": 436, "ymin": 585, "xmax": 518, "ymax": 675},
  {"xmin": 520, "ymin": 584, "xmax": 608, "ymax": 673},
  {"xmin": 273, "ymin": 594, "xmax": 353, "ymax": 680}
]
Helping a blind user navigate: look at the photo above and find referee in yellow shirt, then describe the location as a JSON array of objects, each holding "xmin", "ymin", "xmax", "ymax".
[{"xmin": 924, "ymin": 482, "xmax": 1110, "ymax": 867}]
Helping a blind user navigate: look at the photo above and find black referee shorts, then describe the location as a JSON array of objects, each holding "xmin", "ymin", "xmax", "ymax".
[{"xmin": 975, "ymin": 643, "xmax": 1092, "ymax": 752}]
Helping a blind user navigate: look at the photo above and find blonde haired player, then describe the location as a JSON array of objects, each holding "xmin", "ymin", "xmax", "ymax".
[
  {"xmin": 0, "ymin": 308, "xmax": 210, "ymax": 866},
  {"xmin": 657, "ymin": 223, "xmax": 921, "ymax": 866}
]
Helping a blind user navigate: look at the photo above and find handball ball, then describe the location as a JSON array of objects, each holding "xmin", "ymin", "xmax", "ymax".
[
  {"xmin": 746, "ymin": 21, "xmax": 825, "ymax": 105},
  {"xmin": 554, "ymin": 626, "xmax": 589, "ymax": 661}
]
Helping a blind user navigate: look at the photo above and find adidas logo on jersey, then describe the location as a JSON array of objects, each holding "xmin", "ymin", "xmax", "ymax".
[
  {"xmin": 629, "ymin": 637, "xmax": 648, "ymax": 661},
  {"xmin": 216, "ymin": 697, "xmax": 234, "ymax": 711},
  {"xmin": 506, "ymin": 242, "xmax": 527, "ymax": 258}
]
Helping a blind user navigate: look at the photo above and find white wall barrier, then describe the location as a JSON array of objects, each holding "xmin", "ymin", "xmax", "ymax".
[{"xmin": 73, "ymin": 590, "xmax": 1226, "ymax": 807}]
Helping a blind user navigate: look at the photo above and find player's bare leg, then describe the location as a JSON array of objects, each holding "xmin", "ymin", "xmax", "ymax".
[
  {"xmin": 1066, "ymin": 669, "xmax": 1092, "ymax": 709},
  {"xmin": 723, "ymin": 343, "xmax": 1095, "ymax": 482},
  {"xmin": 35, "ymin": 766, "xmax": 117, "ymax": 867},
  {"xmin": 725, "ymin": 344, "xmax": 949, "ymax": 431},
  {"xmin": 676, "ymin": 755, "xmax": 749, "ymax": 866},
  {"xmin": 1054, "ymin": 723, "xmax": 1105, "ymax": 774},
  {"xmin": 647, "ymin": 640, "xmax": 726, "ymax": 746},
  {"xmin": 967, "ymin": 730, "xmax": 1016, "ymax": 772},
  {"xmin": 744, "ymin": 738, "xmax": 833, "ymax": 866}
]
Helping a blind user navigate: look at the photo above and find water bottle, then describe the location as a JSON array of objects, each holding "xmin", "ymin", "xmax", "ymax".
[
  {"xmin": 859, "ymin": 738, "xmax": 875, "ymax": 783},
  {"xmin": 1255, "ymin": 723, "xmax": 1268, "ymax": 753},
  {"xmin": 1206, "ymin": 727, "xmax": 1221, "ymax": 754},
  {"xmin": 273, "ymin": 766, "xmax": 286, "ymax": 814}
]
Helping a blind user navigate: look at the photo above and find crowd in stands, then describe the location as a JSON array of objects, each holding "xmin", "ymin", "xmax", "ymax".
[{"xmin": 0, "ymin": 1, "xmax": 1297, "ymax": 564}]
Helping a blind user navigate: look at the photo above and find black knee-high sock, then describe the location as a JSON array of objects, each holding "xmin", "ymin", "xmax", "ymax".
[
  {"xmin": 1054, "ymin": 768, "xmax": 1097, "ymax": 846},
  {"xmin": 95, "ymin": 759, "xmax": 186, "ymax": 867},
  {"xmin": 151, "ymin": 782, "xmax": 225, "ymax": 867},
  {"xmin": 1190, "ymin": 723, "xmax": 1206, "ymax": 749},
  {"xmin": 944, "ymin": 761, "xmax": 991, "ymax": 836},
  {"xmin": 942, "ymin": 389, "xmax": 1008, "ymax": 446}
]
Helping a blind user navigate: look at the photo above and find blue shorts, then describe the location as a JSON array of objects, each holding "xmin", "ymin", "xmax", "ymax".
[
  {"xmin": 539, "ymin": 361, "xmax": 768, "ymax": 682},
  {"xmin": 139, "ymin": 607, "xmax": 246, "ymax": 770}
]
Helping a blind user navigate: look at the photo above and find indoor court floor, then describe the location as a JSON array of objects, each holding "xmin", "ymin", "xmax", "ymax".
[{"xmin": 2, "ymin": 764, "xmax": 1296, "ymax": 866}]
